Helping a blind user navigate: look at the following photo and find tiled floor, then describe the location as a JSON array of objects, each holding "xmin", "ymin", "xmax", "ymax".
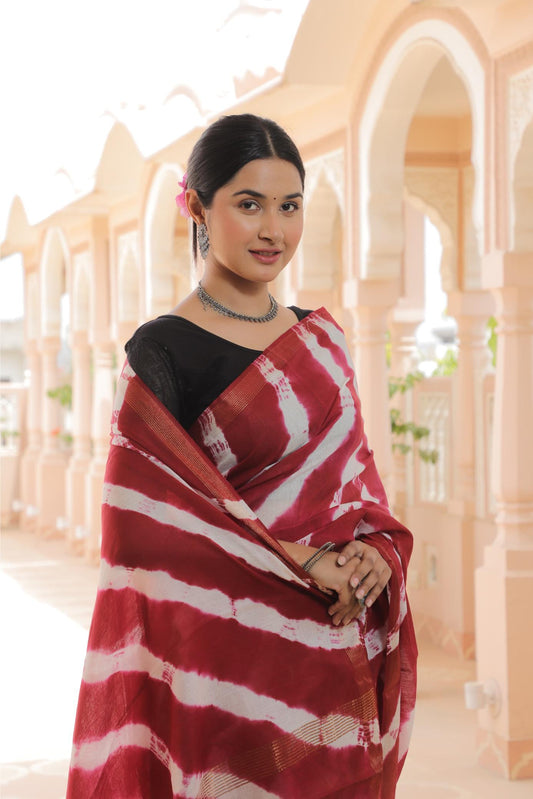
[{"xmin": 1, "ymin": 527, "xmax": 531, "ymax": 798}]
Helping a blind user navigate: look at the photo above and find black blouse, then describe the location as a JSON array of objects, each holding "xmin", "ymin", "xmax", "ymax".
[{"xmin": 125, "ymin": 307, "xmax": 311, "ymax": 429}]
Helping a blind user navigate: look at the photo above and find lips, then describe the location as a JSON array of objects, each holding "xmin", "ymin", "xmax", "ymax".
[{"xmin": 249, "ymin": 249, "xmax": 282, "ymax": 264}]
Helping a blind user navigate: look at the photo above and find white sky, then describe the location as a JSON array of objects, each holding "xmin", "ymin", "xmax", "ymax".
[
  {"xmin": 0, "ymin": 0, "xmax": 309, "ymax": 319},
  {"xmin": 0, "ymin": 1, "xmax": 449, "ymax": 330}
]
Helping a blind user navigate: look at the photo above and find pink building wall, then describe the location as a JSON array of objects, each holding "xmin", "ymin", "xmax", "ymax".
[{"xmin": 2, "ymin": 0, "xmax": 533, "ymax": 782}]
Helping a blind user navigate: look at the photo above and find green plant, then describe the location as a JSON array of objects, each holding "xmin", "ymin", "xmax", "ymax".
[
  {"xmin": 46, "ymin": 384, "xmax": 72, "ymax": 408},
  {"xmin": 389, "ymin": 369, "xmax": 438, "ymax": 464},
  {"xmin": 0, "ymin": 429, "xmax": 20, "ymax": 448},
  {"xmin": 46, "ymin": 384, "xmax": 73, "ymax": 448},
  {"xmin": 388, "ymin": 370, "xmax": 425, "ymax": 399},
  {"xmin": 433, "ymin": 348, "xmax": 458, "ymax": 376},
  {"xmin": 487, "ymin": 316, "xmax": 497, "ymax": 367}
]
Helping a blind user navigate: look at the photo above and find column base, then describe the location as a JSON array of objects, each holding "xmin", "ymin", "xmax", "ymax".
[
  {"xmin": 20, "ymin": 446, "xmax": 41, "ymax": 529},
  {"xmin": 66, "ymin": 453, "xmax": 92, "ymax": 552},
  {"xmin": 1, "ymin": 452, "xmax": 19, "ymax": 527},
  {"xmin": 477, "ymin": 729, "xmax": 533, "ymax": 780},
  {"xmin": 475, "ymin": 544, "xmax": 533, "ymax": 780},
  {"xmin": 405, "ymin": 505, "xmax": 477, "ymax": 659},
  {"xmin": 36, "ymin": 451, "xmax": 68, "ymax": 536},
  {"xmin": 85, "ymin": 456, "xmax": 107, "ymax": 563},
  {"xmin": 414, "ymin": 614, "xmax": 475, "ymax": 659}
]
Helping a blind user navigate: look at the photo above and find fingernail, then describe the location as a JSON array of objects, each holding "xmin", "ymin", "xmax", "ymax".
[
  {"xmin": 337, "ymin": 555, "xmax": 346, "ymax": 566},
  {"xmin": 350, "ymin": 577, "xmax": 359, "ymax": 588},
  {"xmin": 356, "ymin": 588, "xmax": 365, "ymax": 599},
  {"xmin": 365, "ymin": 598, "xmax": 372, "ymax": 607}
]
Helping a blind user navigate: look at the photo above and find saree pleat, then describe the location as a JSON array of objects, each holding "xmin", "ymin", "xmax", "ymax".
[{"xmin": 67, "ymin": 308, "xmax": 417, "ymax": 798}]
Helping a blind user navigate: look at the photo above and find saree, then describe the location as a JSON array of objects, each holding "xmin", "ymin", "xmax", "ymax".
[{"xmin": 67, "ymin": 308, "xmax": 417, "ymax": 798}]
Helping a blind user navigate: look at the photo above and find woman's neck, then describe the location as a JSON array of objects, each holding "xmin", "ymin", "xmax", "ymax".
[{"xmin": 200, "ymin": 270, "xmax": 273, "ymax": 317}]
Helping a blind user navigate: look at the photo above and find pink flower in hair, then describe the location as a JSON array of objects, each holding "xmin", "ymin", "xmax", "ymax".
[{"xmin": 175, "ymin": 173, "xmax": 190, "ymax": 217}]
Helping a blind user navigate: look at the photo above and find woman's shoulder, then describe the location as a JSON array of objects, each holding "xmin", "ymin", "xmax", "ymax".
[
  {"xmin": 289, "ymin": 306, "xmax": 312, "ymax": 321},
  {"xmin": 126, "ymin": 306, "xmax": 314, "ymax": 353},
  {"xmin": 126, "ymin": 315, "xmax": 193, "ymax": 351}
]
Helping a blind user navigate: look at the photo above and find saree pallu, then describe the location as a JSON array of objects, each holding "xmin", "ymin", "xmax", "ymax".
[{"xmin": 67, "ymin": 308, "xmax": 417, "ymax": 799}]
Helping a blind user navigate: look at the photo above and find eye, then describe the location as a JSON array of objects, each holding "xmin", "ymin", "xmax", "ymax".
[
  {"xmin": 239, "ymin": 199, "xmax": 260, "ymax": 211},
  {"xmin": 281, "ymin": 201, "xmax": 300, "ymax": 213}
]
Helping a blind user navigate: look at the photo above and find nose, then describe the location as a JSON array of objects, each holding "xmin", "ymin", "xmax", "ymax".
[{"xmin": 258, "ymin": 209, "xmax": 282, "ymax": 243}]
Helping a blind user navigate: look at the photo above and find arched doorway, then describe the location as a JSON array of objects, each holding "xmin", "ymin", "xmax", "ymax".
[
  {"xmin": 356, "ymin": 16, "xmax": 492, "ymax": 658},
  {"xmin": 300, "ymin": 162, "xmax": 344, "ymax": 323},
  {"xmin": 66, "ymin": 250, "xmax": 92, "ymax": 549},
  {"xmin": 511, "ymin": 117, "xmax": 533, "ymax": 251},
  {"xmin": 144, "ymin": 165, "xmax": 191, "ymax": 319},
  {"xmin": 359, "ymin": 18, "xmax": 485, "ymax": 283},
  {"xmin": 116, "ymin": 230, "xmax": 141, "ymax": 365},
  {"xmin": 37, "ymin": 227, "xmax": 71, "ymax": 535}
]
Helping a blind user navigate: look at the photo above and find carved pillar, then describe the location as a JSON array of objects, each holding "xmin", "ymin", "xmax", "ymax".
[
  {"xmin": 388, "ymin": 201, "xmax": 425, "ymax": 512},
  {"xmin": 36, "ymin": 335, "xmax": 68, "ymax": 534},
  {"xmin": 116, "ymin": 321, "xmax": 135, "ymax": 377},
  {"xmin": 20, "ymin": 341, "xmax": 42, "ymax": 528},
  {"xmin": 115, "ymin": 229, "xmax": 141, "ymax": 371},
  {"xmin": 439, "ymin": 290, "xmax": 494, "ymax": 659},
  {"xmin": 475, "ymin": 251, "xmax": 533, "ymax": 778},
  {"xmin": 389, "ymin": 315, "xmax": 422, "ymax": 514},
  {"xmin": 85, "ymin": 218, "xmax": 112, "ymax": 561},
  {"xmin": 350, "ymin": 278, "xmax": 400, "ymax": 500},
  {"xmin": 448, "ymin": 292, "xmax": 493, "ymax": 513},
  {"xmin": 65, "ymin": 333, "xmax": 92, "ymax": 550},
  {"xmin": 86, "ymin": 344, "xmax": 114, "ymax": 561}
]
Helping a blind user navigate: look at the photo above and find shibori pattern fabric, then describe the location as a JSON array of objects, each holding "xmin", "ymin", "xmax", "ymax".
[{"xmin": 67, "ymin": 308, "xmax": 417, "ymax": 799}]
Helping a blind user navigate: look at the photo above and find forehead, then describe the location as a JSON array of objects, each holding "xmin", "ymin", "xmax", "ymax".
[{"xmin": 225, "ymin": 158, "xmax": 303, "ymax": 194}]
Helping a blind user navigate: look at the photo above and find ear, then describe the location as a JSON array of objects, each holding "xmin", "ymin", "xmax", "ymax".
[{"xmin": 186, "ymin": 189, "xmax": 205, "ymax": 226}]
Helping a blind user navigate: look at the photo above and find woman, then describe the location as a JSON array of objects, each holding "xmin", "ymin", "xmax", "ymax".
[{"xmin": 67, "ymin": 114, "xmax": 416, "ymax": 798}]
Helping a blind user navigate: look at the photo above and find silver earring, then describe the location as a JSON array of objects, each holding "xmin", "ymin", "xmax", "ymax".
[{"xmin": 198, "ymin": 223, "xmax": 210, "ymax": 259}]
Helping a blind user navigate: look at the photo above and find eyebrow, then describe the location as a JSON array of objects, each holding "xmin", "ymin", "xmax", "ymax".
[{"xmin": 232, "ymin": 189, "xmax": 303, "ymax": 200}]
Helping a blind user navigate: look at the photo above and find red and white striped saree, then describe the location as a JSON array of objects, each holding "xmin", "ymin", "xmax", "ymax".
[{"xmin": 67, "ymin": 308, "xmax": 417, "ymax": 798}]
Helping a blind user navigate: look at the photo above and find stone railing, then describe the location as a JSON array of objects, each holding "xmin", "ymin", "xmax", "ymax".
[
  {"xmin": 0, "ymin": 383, "xmax": 27, "ymax": 525},
  {"xmin": 412, "ymin": 376, "xmax": 452, "ymax": 506}
]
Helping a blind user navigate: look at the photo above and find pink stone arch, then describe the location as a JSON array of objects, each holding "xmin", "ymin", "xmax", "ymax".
[
  {"xmin": 358, "ymin": 17, "xmax": 486, "ymax": 281},
  {"xmin": 301, "ymin": 169, "xmax": 343, "ymax": 293},
  {"xmin": 72, "ymin": 252, "xmax": 91, "ymax": 334},
  {"xmin": 39, "ymin": 227, "xmax": 70, "ymax": 339},
  {"xmin": 512, "ymin": 115, "xmax": 533, "ymax": 252},
  {"xmin": 143, "ymin": 163, "xmax": 190, "ymax": 319},
  {"xmin": 404, "ymin": 188, "xmax": 454, "ymax": 295}
]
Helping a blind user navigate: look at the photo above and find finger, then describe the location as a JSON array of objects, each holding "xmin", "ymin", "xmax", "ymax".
[
  {"xmin": 352, "ymin": 563, "xmax": 389, "ymax": 599},
  {"xmin": 328, "ymin": 583, "xmax": 355, "ymax": 615},
  {"xmin": 361, "ymin": 571, "xmax": 391, "ymax": 607},
  {"xmin": 330, "ymin": 599, "xmax": 364, "ymax": 626},
  {"xmin": 354, "ymin": 571, "xmax": 377, "ymax": 598},
  {"xmin": 336, "ymin": 540, "xmax": 364, "ymax": 566},
  {"xmin": 349, "ymin": 563, "xmax": 373, "ymax": 590},
  {"xmin": 341, "ymin": 610, "xmax": 362, "ymax": 626},
  {"xmin": 353, "ymin": 562, "xmax": 389, "ymax": 597},
  {"xmin": 348, "ymin": 549, "xmax": 384, "ymax": 589},
  {"xmin": 328, "ymin": 597, "xmax": 359, "ymax": 618},
  {"xmin": 340, "ymin": 599, "xmax": 365, "ymax": 626},
  {"xmin": 328, "ymin": 582, "xmax": 360, "ymax": 621}
]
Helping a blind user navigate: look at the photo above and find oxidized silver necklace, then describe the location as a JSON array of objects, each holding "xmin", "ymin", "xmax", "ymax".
[{"xmin": 197, "ymin": 282, "xmax": 279, "ymax": 323}]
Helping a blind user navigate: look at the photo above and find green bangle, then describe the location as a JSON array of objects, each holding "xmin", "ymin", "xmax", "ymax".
[{"xmin": 301, "ymin": 542, "xmax": 336, "ymax": 573}]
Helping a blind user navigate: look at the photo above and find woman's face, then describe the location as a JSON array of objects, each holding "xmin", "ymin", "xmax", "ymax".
[{"xmin": 203, "ymin": 157, "xmax": 304, "ymax": 286}]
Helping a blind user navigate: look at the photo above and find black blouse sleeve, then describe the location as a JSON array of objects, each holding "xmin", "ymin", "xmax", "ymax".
[{"xmin": 125, "ymin": 335, "xmax": 184, "ymax": 424}]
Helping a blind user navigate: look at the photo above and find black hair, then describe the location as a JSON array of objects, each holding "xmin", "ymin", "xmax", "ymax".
[{"xmin": 186, "ymin": 113, "xmax": 305, "ymax": 260}]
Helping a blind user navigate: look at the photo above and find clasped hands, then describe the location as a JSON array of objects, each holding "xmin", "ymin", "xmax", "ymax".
[{"xmin": 308, "ymin": 540, "xmax": 392, "ymax": 627}]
